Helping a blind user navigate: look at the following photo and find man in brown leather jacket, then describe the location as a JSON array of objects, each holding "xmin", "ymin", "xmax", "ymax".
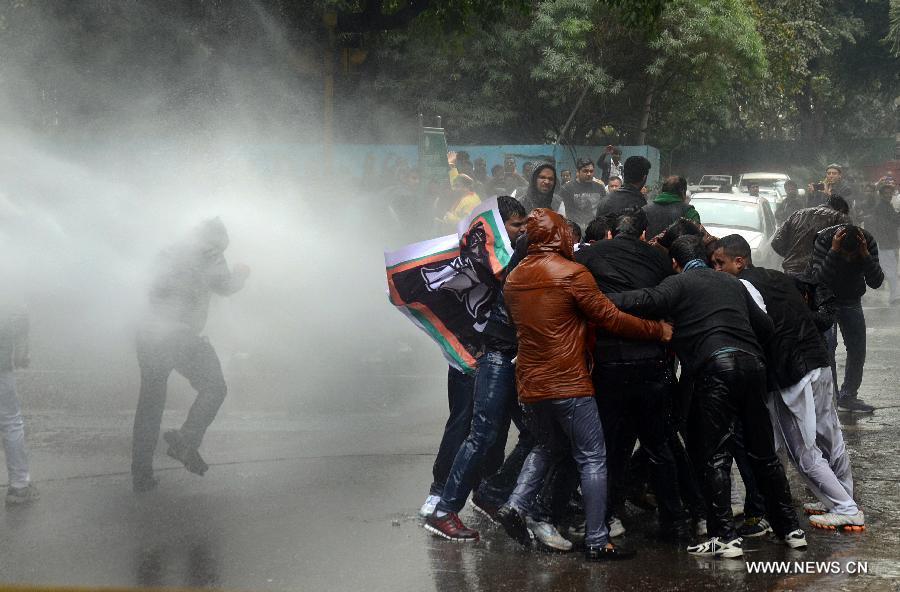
[{"xmin": 495, "ymin": 208, "xmax": 672, "ymax": 562}]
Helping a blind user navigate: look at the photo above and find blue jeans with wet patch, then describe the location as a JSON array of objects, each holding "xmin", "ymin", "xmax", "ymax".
[
  {"xmin": 475, "ymin": 407, "xmax": 534, "ymax": 507},
  {"xmin": 437, "ymin": 351, "xmax": 518, "ymax": 513},
  {"xmin": 507, "ymin": 396, "xmax": 610, "ymax": 548}
]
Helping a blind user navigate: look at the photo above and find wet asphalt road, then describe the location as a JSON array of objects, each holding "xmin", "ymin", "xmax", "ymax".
[{"xmin": 1, "ymin": 302, "xmax": 899, "ymax": 591}]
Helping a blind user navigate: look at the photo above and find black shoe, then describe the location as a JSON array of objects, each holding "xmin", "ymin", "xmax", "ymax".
[
  {"xmin": 133, "ymin": 474, "xmax": 159, "ymax": 493},
  {"xmin": 837, "ymin": 397, "xmax": 875, "ymax": 413},
  {"xmin": 470, "ymin": 495, "xmax": 500, "ymax": 523},
  {"xmin": 737, "ymin": 516, "xmax": 773, "ymax": 537},
  {"xmin": 585, "ymin": 543, "xmax": 636, "ymax": 561},
  {"xmin": 660, "ymin": 518, "xmax": 694, "ymax": 542},
  {"xmin": 496, "ymin": 505, "xmax": 532, "ymax": 547},
  {"xmin": 164, "ymin": 430, "xmax": 209, "ymax": 475}
]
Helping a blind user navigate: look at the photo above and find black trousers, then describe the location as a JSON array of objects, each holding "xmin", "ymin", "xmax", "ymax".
[
  {"xmin": 593, "ymin": 359, "xmax": 687, "ymax": 525},
  {"xmin": 132, "ymin": 330, "xmax": 227, "ymax": 478},
  {"xmin": 687, "ymin": 350, "xmax": 798, "ymax": 540}
]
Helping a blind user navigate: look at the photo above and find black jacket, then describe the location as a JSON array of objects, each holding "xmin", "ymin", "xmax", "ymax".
[
  {"xmin": 807, "ymin": 182, "xmax": 854, "ymax": 209},
  {"xmin": 771, "ymin": 206, "xmax": 849, "ymax": 275},
  {"xmin": 643, "ymin": 200, "xmax": 693, "ymax": 238},
  {"xmin": 575, "ymin": 234, "xmax": 674, "ymax": 361},
  {"xmin": 861, "ymin": 198, "xmax": 900, "ymax": 250},
  {"xmin": 609, "ymin": 266, "xmax": 773, "ymax": 373},
  {"xmin": 481, "ymin": 234, "xmax": 528, "ymax": 355},
  {"xmin": 596, "ymin": 185, "xmax": 647, "ymax": 220},
  {"xmin": 775, "ymin": 195, "xmax": 804, "ymax": 225},
  {"xmin": 792, "ymin": 272, "xmax": 836, "ymax": 333},
  {"xmin": 739, "ymin": 267, "xmax": 830, "ymax": 388},
  {"xmin": 808, "ymin": 225, "xmax": 883, "ymax": 303}
]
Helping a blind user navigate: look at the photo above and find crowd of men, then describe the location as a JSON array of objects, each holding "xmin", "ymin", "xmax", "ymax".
[
  {"xmin": 0, "ymin": 146, "xmax": 895, "ymax": 572},
  {"xmin": 418, "ymin": 153, "xmax": 896, "ymax": 563}
]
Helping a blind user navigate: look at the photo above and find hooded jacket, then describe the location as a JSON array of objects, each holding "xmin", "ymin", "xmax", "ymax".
[
  {"xmin": 518, "ymin": 164, "xmax": 558, "ymax": 212},
  {"xmin": 144, "ymin": 218, "xmax": 247, "ymax": 336},
  {"xmin": 504, "ymin": 209, "xmax": 667, "ymax": 404}
]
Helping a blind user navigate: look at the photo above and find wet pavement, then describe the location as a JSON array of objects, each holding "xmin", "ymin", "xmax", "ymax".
[{"xmin": 1, "ymin": 302, "xmax": 900, "ymax": 591}]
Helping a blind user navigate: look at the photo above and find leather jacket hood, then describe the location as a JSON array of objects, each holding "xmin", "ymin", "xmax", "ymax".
[{"xmin": 526, "ymin": 208, "xmax": 574, "ymax": 260}]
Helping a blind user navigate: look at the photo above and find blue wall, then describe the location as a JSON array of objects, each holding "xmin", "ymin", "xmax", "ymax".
[{"xmin": 233, "ymin": 143, "xmax": 661, "ymax": 186}]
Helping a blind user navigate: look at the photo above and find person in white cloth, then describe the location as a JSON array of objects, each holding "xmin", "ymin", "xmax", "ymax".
[{"xmin": 711, "ymin": 234, "xmax": 864, "ymax": 531}]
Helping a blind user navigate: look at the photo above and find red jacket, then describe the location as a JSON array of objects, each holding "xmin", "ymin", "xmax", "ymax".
[{"xmin": 504, "ymin": 209, "xmax": 667, "ymax": 403}]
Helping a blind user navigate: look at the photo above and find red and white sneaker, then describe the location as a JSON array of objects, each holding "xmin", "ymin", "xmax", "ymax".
[{"xmin": 424, "ymin": 512, "xmax": 480, "ymax": 542}]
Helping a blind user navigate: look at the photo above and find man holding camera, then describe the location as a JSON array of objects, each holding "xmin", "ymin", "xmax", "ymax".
[
  {"xmin": 808, "ymin": 224, "xmax": 883, "ymax": 413},
  {"xmin": 807, "ymin": 164, "xmax": 854, "ymax": 210}
]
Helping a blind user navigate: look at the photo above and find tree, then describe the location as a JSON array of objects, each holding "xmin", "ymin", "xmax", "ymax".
[{"xmin": 356, "ymin": 0, "xmax": 769, "ymax": 152}]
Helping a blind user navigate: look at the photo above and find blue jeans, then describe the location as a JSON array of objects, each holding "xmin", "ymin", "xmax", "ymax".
[
  {"xmin": 437, "ymin": 351, "xmax": 517, "ymax": 513},
  {"xmin": 475, "ymin": 409, "xmax": 534, "ymax": 507},
  {"xmin": 429, "ymin": 366, "xmax": 476, "ymax": 496},
  {"xmin": 507, "ymin": 396, "xmax": 610, "ymax": 547},
  {"xmin": 826, "ymin": 301, "xmax": 866, "ymax": 398}
]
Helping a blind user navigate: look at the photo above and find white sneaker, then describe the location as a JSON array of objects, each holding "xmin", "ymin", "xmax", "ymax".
[
  {"xmin": 782, "ymin": 529, "xmax": 808, "ymax": 549},
  {"xmin": 687, "ymin": 536, "xmax": 744, "ymax": 558},
  {"xmin": 525, "ymin": 517, "xmax": 573, "ymax": 552},
  {"xmin": 809, "ymin": 510, "xmax": 865, "ymax": 531},
  {"xmin": 419, "ymin": 494, "xmax": 441, "ymax": 518},
  {"xmin": 803, "ymin": 501, "xmax": 827, "ymax": 515},
  {"xmin": 695, "ymin": 519, "xmax": 708, "ymax": 537},
  {"xmin": 608, "ymin": 516, "xmax": 626, "ymax": 538}
]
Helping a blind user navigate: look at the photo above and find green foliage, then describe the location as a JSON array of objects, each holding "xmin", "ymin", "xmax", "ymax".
[
  {"xmin": 890, "ymin": 0, "xmax": 900, "ymax": 55},
  {"xmin": 361, "ymin": 0, "xmax": 775, "ymax": 150},
  {"xmin": 599, "ymin": 0, "xmax": 669, "ymax": 30}
]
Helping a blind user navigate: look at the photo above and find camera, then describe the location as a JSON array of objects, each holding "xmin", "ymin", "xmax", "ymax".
[{"xmin": 813, "ymin": 182, "xmax": 825, "ymax": 191}]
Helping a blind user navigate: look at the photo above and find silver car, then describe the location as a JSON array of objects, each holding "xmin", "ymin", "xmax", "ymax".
[{"xmin": 689, "ymin": 192, "xmax": 782, "ymax": 268}]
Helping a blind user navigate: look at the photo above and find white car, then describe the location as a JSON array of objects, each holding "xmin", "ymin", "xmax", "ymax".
[
  {"xmin": 688, "ymin": 174, "xmax": 732, "ymax": 193},
  {"xmin": 734, "ymin": 172, "xmax": 792, "ymax": 205},
  {"xmin": 689, "ymin": 192, "xmax": 782, "ymax": 268}
]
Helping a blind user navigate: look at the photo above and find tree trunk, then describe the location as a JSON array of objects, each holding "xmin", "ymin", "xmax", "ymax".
[{"xmin": 637, "ymin": 88, "xmax": 654, "ymax": 145}]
